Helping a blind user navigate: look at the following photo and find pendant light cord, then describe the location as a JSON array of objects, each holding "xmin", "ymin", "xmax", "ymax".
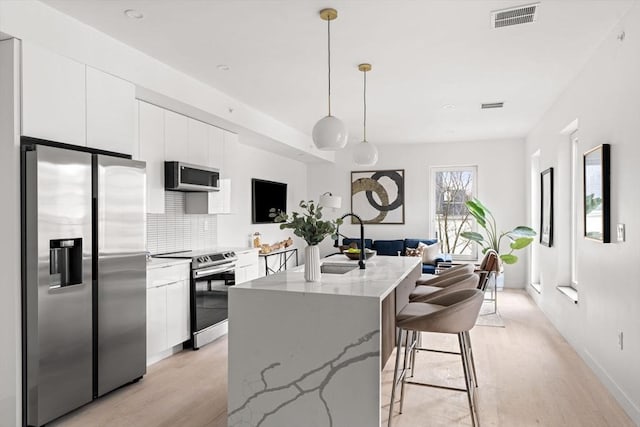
[
  {"xmin": 327, "ymin": 18, "xmax": 332, "ymax": 116},
  {"xmin": 363, "ymin": 69, "xmax": 367, "ymax": 142}
]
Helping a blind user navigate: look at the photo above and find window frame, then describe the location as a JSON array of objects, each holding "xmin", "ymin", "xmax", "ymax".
[{"xmin": 429, "ymin": 165, "xmax": 478, "ymax": 261}]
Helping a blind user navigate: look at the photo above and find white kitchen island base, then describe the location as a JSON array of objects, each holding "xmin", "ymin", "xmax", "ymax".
[{"xmin": 228, "ymin": 256, "xmax": 422, "ymax": 427}]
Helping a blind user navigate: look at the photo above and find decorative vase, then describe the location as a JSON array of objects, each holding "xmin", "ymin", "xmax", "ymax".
[{"xmin": 304, "ymin": 245, "xmax": 321, "ymax": 282}]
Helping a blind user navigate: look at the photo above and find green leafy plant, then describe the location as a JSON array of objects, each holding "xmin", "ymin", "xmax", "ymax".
[
  {"xmin": 270, "ymin": 200, "xmax": 343, "ymax": 246},
  {"xmin": 460, "ymin": 198, "xmax": 536, "ymax": 265},
  {"xmin": 585, "ymin": 193, "xmax": 602, "ymax": 215}
]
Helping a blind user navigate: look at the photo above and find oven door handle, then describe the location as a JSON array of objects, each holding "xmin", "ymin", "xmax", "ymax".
[{"xmin": 193, "ymin": 263, "xmax": 236, "ymax": 279}]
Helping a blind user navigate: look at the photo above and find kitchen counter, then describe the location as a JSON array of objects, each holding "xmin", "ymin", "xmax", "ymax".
[
  {"xmin": 234, "ymin": 255, "xmax": 421, "ymax": 299},
  {"xmin": 227, "ymin": 255, "xmax": 422, "ymax": 427},
  {"xmin": 147, "ymin": 257, "xmax": 191, "ymax": 269}
]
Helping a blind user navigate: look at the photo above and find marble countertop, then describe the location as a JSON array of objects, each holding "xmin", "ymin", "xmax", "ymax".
[{"xmin": 231, "ymin": 255, "xmax": 421, "ymax": 300}]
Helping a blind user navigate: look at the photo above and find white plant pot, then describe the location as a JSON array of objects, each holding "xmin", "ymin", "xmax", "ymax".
[{"xmin": 304, "ymin": 245, "xmax": 321, "ymax": 282}]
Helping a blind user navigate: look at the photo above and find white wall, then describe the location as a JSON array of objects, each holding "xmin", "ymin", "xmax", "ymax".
[
  {"xmin": 218, "ymin": 141, "xmax": 308, "ymax": 252},
  {"xmin": 525, "ymin": 3, "xmax": 640, "ymax": 423},
  {"xmin": 0, "ymin": 38, "xmax": 21, "ymax": 427},
  {"xmin": 308, "ymin": 139, "xmax": 528, "ymax": 287}
]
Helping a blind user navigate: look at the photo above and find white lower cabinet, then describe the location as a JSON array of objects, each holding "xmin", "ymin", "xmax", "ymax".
[
  {"xmin": 235, "ymin": 249, "xmax": 259, "ymax": 284},
  {"xmin": 166, "ymin": 280, "xmax": 190, "ymax": 347},
  {"xmin": 146, "ymin": 262, "xmax": 190, "ymax": 365},
  {"xmin": 146, "ymin": 285, "xmax": 168, "ymax": 358}
]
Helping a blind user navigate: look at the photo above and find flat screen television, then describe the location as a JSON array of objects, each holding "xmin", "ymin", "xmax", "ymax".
[{"xmin": 252, "ymin": 178, "xmax": 287, "ymax": 224}]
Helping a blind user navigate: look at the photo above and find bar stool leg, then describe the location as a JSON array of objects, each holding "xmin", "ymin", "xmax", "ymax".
[
  {"xmin": 465, "ymin": 330, "xmax": 478, "ymax": 387},
  {"xmin": 388, "ymin": 328, "xmax": 405, "ymax": 427},
  {"xmin": 458, "ymin": 333, "xmax": 479, "ymax": 427},
  {"xmin": 409, "ymin": 331, "xmax": 418, "ymax": 378},
  {"xmin": 399, "ymin": 329, "xmax": 412, "ymax": 413}
]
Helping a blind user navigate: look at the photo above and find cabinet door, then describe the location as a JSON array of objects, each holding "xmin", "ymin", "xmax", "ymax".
[
  {"xmin": 235, "ymin": 267, "xmax": 247, "ymax": 285},
  {"xmin": 164, "ymin": 110, "xmax": 189, "ymax": 162},
  {"xmin": 207, "ymin": 126, "xmax": 225, "ymax": 169},
  {"xmin": 235, "ymin": 250, "xmax": 259, "ymax": 284},
  {"xmin": 86, "ymin": 67, "xmax": 135, "ymax": 155},
  {"xmin": 146, "ymin": 285, "xmax": 167, "ymax": 357},
  {"xmin": 21, "ymin": 42, "xmax": 86, "ymax": 146},
  {"xmin": 185, "ymin": 178, "xmax": 231, "ymax": 214},
  {"xmin": 187, "ymin": 119, "xmax": 209, "ymax": 165},
  {"xmin": 166, "ymin": 280, "xmax": 190, "ymax": 347},
  {"xmin": 138, "ymin": 101, "xmax": 165, "ymax": 213}
]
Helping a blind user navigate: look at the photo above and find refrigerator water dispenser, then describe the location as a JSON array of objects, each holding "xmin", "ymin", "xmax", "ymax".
[{"xmin": 49, "ymin": 238, "xmax": 82, "ymax": 288}]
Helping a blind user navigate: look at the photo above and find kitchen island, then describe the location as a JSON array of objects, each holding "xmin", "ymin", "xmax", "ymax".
[{"xmin": 227, "ymin": 255, "xmax": 422, "ymax": 427}]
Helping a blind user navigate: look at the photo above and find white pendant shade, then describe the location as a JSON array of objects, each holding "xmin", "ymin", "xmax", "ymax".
[
  {"xmin": 319, "ymin": 192, "xmax": 342, "ymax": 209},
  {"xmin": 353, "ymin": 140, "xmax": 379, "ymax": 166},
  {"xmin": 312, "ymin": 115, "xmax": 348, "ymax": 150}
]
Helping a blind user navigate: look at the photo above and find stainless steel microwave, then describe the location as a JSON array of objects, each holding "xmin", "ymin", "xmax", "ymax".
[{"xmin": 165, "ymin": 161, "xmax": 220, "ymax": 192}]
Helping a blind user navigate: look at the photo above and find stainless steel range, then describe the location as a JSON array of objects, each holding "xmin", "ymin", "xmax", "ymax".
[{"xmin": 155, "ymin": 249, "xmax": 237, "ymax": 349}]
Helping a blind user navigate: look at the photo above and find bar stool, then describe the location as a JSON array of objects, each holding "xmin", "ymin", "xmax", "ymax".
[
  {"xmin": 388, "ymin": 289, "xmax": 484, "ymax": 427},
  {"xmin": 476, "ymin": 250, "xmax": 500, "ymax": 314},
  {"xmin": 422, "ymin": 262, "xmax": 475, "ymax": 282},
  {"xmin": 408, "ymin": 273, "xmax": 480, "ymax": 387},
  {"xmin": 409, "ymin": 272, "xmax": 479, "ymax": 302}
]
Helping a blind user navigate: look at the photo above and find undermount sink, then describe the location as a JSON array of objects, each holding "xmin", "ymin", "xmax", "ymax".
[{"xmin": 320, "ymin": 263, "xmax": 359, "ymax": 275}]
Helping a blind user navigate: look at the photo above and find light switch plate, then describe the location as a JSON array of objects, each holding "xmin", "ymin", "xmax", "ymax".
[{"xmin": 617, "ymin": 223, "xmax": 625, "ymax": 242}]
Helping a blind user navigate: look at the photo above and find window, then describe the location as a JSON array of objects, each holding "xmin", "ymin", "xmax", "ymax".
[
  {"xmin": 570, "ymin": 131, "xmax": 579, "ymax": 288},
  {"xmin": 430, "ymin": 166, "xmax": 477, "ymax": 260}
]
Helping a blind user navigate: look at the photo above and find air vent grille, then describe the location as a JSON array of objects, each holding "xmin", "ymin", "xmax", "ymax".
[
  {"xmin": 481, "ymin": 102, "xmax": 504, "ymax": 109},
  {"xmin": 492, "ymin": 3, "xmax": 539, "ymax": 28}
]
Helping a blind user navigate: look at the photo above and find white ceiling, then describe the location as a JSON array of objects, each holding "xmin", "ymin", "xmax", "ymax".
[{"xmin": 43, "ymin": 0, "xmax": 635, "ymax": 145}]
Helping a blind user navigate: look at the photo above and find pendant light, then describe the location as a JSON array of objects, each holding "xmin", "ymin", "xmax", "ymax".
[
  {"xmin": 312, "ymin": 8, "xmax": 348, "ymax": 151},
  {"xmin": 353, "ymin": 63, "xmax": 379, "ymax": 166}
]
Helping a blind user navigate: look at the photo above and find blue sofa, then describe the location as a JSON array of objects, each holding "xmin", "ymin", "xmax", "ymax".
[{"xmin": 342, "ymin": 238, "xmax": 451, "ymax": 274}]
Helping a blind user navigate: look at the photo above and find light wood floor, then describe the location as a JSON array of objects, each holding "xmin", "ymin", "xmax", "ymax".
[{"xmin": 52, "ymin": 290, "xmax": 634, "ymax": 427}]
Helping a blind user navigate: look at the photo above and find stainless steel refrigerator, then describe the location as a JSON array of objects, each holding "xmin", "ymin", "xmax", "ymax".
[{"xmin": 22, "ymin": 142, "xmax": 147, "ymax": 426}]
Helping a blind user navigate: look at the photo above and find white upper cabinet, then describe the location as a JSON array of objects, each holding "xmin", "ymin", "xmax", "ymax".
[
  {"xmin": 86, "ymin": 66, "xmax": 135, "ymax": 155},
  {"xmin": 164, "ymin": 110, "xmax": 189, "ymax": 162},
  {"xmin": 187, "ymin": 118, "xmax": 209, "ymax": 165},
  {"xmin": 185, "ymin": 178, "xmax": 231, "ymax": 214},
  {"xmin": 207, "ymin": 126, "xmax": 225, "ymax": 170},
  {"xmin": 138, "ymin": 101, "xmax": 165, "ymax": 214},
  {"xmin": 21, "ymin": 42, "xmax": 86, "ymax": 146}
]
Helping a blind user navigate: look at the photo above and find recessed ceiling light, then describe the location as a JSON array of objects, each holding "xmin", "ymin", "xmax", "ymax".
[
  {"xmin": 124, "ymin": 9, "xmax": 144, "ymax": 19},
  {"xmin": 217, "ymin": 64, "xmax": 230, "ymax": 71},
  {"xmin": 442, "ymin": 104, "xmax": 456, "ymax": 110}
]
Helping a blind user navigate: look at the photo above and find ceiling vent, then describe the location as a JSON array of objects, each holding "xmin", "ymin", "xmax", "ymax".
[
  {"xmin": 491, "ymin": 3, "xmax": 539, "ymax": 29},
  {"xmin": 481, "ymin": 102, "xmax": 504, "ymax": 109}
]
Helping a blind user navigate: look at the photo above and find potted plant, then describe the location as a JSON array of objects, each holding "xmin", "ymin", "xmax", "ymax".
[
  {"xmin": 460, "ymin": 198, "xmax": 536, "ymax": 265},
  {"xmin": 271, "ymin": 200, "xmax": 343, "ymax": 282}
]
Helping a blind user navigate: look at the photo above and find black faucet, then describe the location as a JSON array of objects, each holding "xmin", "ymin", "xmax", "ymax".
[{"xmin": 334, "ymin": 213, "xmax": 366, "ymax": 269}]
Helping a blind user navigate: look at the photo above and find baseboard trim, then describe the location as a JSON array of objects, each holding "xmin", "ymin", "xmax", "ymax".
[{"xmin": 581, "ymin": 349, "xmax": 640, "ymax": 425}]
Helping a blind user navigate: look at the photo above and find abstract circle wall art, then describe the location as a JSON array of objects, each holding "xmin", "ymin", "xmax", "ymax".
[{"xmin": 351, "ymin": 170, "xmax": 405, "ymax": 224}]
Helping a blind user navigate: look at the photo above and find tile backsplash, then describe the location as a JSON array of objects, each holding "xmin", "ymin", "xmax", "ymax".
[{"xmin": 146, "ymin": 192, "xmax": 217, "ymax": 254}]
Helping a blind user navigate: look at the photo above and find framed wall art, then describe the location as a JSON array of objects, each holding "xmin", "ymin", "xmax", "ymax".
[
  {"xmin": 583, "ymin": 144, "xmax": 610, "ymax": 242},
  {"xmin": 351, "ymin": 170, "xmax": 405, "ymax": 224},
  {"xmin": 540, "ymin": 167, "xmax": 553, "ymax": 247}
]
